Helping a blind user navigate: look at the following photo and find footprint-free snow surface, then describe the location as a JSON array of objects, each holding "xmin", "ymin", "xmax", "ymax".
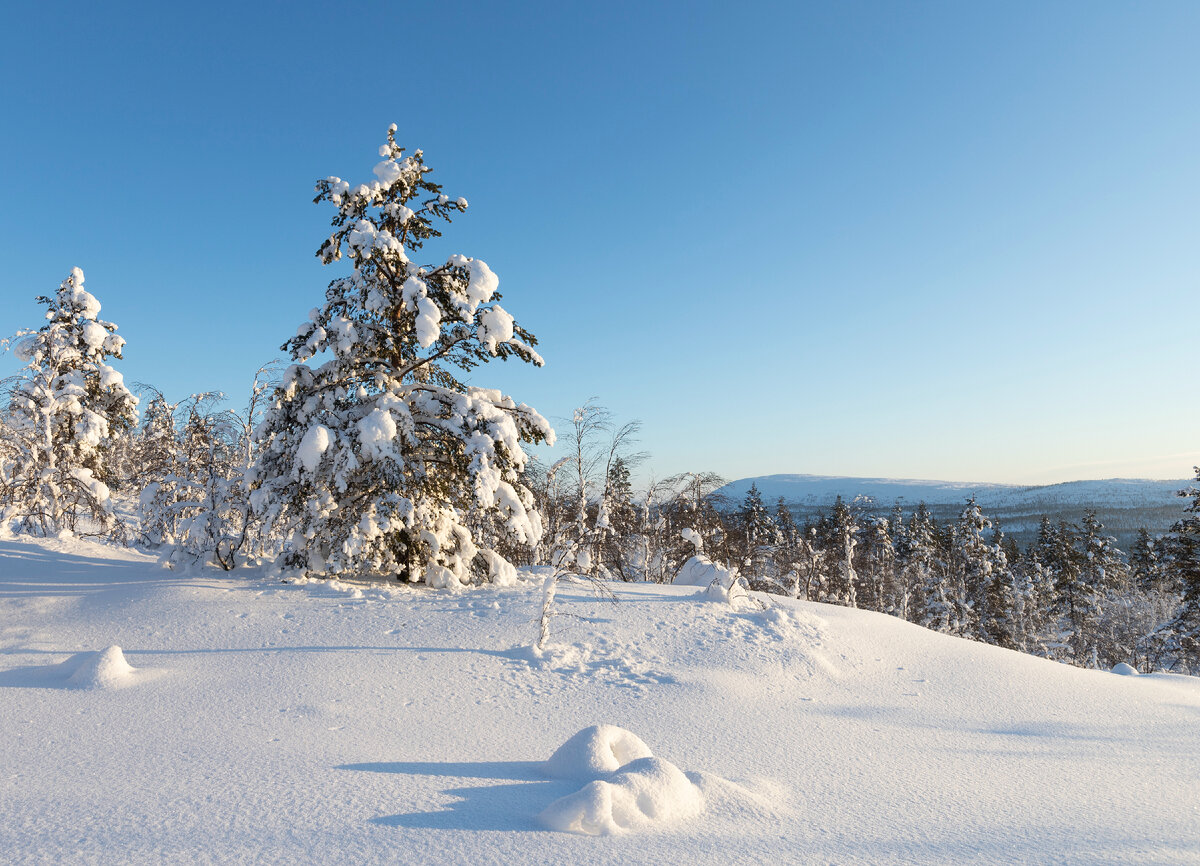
[{"xmin": 1, "ymin": 534, "xmax": 1198, "ymax": 864}]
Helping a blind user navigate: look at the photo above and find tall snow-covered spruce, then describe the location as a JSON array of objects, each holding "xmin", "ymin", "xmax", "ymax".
[
  {"xmin": 249, "ymin": 126, "xmax": 553, "ymax": 587},
  {"xmin": 2, "ymin": 268, "xmax": 137, "ymax": 536}
]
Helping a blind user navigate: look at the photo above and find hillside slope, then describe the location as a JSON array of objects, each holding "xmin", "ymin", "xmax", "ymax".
[
  {"xmin": 720, "ymin": 474, "xmax": 1190, "ymax": 547},
  {"xmin": 1, "ymin": 535, "xmax": 1197, "ymax": 864}
]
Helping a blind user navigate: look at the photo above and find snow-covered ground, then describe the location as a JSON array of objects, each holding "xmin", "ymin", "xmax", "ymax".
[{"xmin": 2, "ymin": 534, "xmax": 1198, "ymax": 864}]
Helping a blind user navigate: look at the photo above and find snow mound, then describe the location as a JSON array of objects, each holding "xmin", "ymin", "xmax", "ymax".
[
  {"xmin": 65, "ymin": 646, "xmax": 138, "ymax": 690},
  {"xmin": 1112, "ymin": 662, "xmax": 1139, "ymax": 676},
  {"xmin": 702, "ymin": 574, "xmax": 752, "ymax": 606},
  {"xmin": 674, "ymin": 555, "xmax": 755, "ymax": 607},
  {"xmin": 544, "ymin": 724, "xmax": 654, "ymax": 780},
  {"xmin": 540, "ymin": 726, "xmax": 705, "ymax": 835},
  {"xmin": 538, "ymin": 756, "xmax": 703, "ymax": 836},
  {"xmin": 674, "ymin": 554, "xmax": 736, "ymax": 588}
]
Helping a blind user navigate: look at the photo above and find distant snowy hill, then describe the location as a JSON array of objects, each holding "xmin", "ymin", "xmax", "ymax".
[
  {"xmin": 1, "ymin": 534, "xmax": 1198, "ymax": 863},
  {"xmin": 719, "ymin": 474, "xmax": 1190, "ymax": 547}
]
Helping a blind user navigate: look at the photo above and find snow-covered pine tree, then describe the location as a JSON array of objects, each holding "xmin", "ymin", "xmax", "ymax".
[
  {"xmin": 886, "ymin": 503, "xmax": 914, "ymax": 619},
  {"xmin": 249, "ymin": 127, "xmax": 552, "ymax": 587},
  {"xmin": 1162, "ymin": 468, "xmax": 1200, "ymax": 672},
  {"xmin": 946, "ymin": 497, "xmax": 994, "ymax": 640},
  {"xmin": 771, "ymin": 498, "xmax": 804, "ymax": 595},
  {"xmin": 598, "ymin": 455, "xmax": 640, "ymax": 579},
  {"xmin": 1130, "ymin": 527, "xmax": 1168, "ymax": 592},
  {"xmin": 1009, "ymin": 552, "xmax": 1054, "ymax": 657},
  {"xmin": 908, "ymin": 503, "xmax": 952, "ymax": 633},
  {"xmin": 153, "ymin": 399, "xmax": 252, "ymax": 570},
  {"xmin": 136, "ymin": 393, "xmax": 184, "ymax": 546},
  {"xmin": 592, "ymin": 418, "xmax": 644, "ymax": 579},
  {"xmin": 856, "ymin": 515, "xmax": 896, "ymax": 614},
  {"xmin": 739, "ymin": 482, "xmax": 777, "ymax": 580},
  {"xmin": 823, "ymin": 496, "xmax": 859, "ymax": 607},
  {"xmin": 1034, "ymin": 516, "xmax": 1082, "ymax": 660},
  {"xmin": 3, "ymin": 268, "xmax": 137, "ymax": 537},
  {"xmin": 1046, "ymin": 515, "xmax": 1103, "ymax": 664},
  {"xmin": 1075, "ymin": 510, "xmax": 1132, "ymax": 666},
  {"xmin": 974, "ymin": 525, "xmax": 1017, "ymax": 650},
  {"xmin": 1122, "ymin": 526, "xmax": 1177, "ymax": 670},
  {"xmin": 131, "ymin": 393, "xmax": 179, "ymax": 494}
]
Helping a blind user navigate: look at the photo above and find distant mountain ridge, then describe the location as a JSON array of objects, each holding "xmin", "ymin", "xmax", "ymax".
[{"xmin": 717, "ymin": 474, "xmax": 1191, "ymax": 549}]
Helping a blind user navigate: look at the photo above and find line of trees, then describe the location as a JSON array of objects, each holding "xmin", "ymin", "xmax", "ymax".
[
  {"xmin": 2, "ymin": 128, "xmax": 550, "ymax": 593},
  {"xmin": 517, "ymin": 408, "xmax": 1200, "ymax": 675}
]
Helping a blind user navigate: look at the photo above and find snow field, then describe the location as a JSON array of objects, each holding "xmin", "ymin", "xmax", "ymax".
[{"xmin": 1, "ymin": 534, "xmax": 1199, "ymax": 864}]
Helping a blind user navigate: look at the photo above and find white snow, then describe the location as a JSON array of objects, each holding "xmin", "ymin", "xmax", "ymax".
[
  {"xmin": 680, "ymin": 527, "xmax": 702, "ymax": 551},
  {"xmin": 415, "ymin": 295, "xmax": 442, "ymax": 348},
  {"xmin": 539, "ymin": 755, "xmax": 703, "ymax": 835},
  {"xmin": 477, "ymin": 305, "xmax": 514, "ymax": 354},
  {"xmin": 544, "ymin": 724, "xmax": 654, "ymax": 780},
  {"xmin": 356, "ymin": 408, "xmax": 397, "ymax": 460},
  {"xmin": 373, "ymin": 159, "xmax": 403, "ymax": 185},
  {"xmin": 80, "ymin": 320, "xmax": 108, "ymax": 349},
  {"xmin": 1, "ymin": 534, "xmax": 1198, "ymax": 863},
  {"xmin": 540, "ymin": 726, "xmax": 704, "ymax": 835},
  {"xmin": 673, "ymin": 553, "xmax": 736, "ymax": 588},
  {"xmin": 65, "ymin": 645, "xmax": 139, "ymax": 689},
  {"xmin": 297, "ymin": 424, "xmax": 332, "ymax": 472}
]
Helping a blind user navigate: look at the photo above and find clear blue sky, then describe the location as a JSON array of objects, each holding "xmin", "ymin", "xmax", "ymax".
[{"xmin": 2, "ymin": 1, "xmax": 1197, "ymax": 485}]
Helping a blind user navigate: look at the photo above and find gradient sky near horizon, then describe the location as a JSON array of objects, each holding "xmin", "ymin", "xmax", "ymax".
[{"xmin": 2, "ymin": 1, "xmax": 1197, "ymax": 485}]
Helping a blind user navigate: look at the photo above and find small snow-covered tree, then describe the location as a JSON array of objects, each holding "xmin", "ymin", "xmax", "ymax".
[
  {"xmin": 823, "ymin": 496, "xmax": 859, "ymax": 607},
  {"xmin": 2, "ymin": 268, "xmax": 137, "ymax": 537},
  {"xmin": 136, "ymin": 393, "xmax": 184, "ymax": 546},
  {"xmin": 771, "ymin": 498, "xmax": 807, "ymax": 596},
  {"xmin": 1162, "ymin": 468, "xmax": 1200, "ymax": 672},
  {"xmin": 1130, "ymin": 527, "xmax": 1169, "ymax": 592},
  {"xmin": 738, "ymin": 483, "xmax": 778, "ymax": 579},
  {"xmin": 946, "ymin": 498, "xmax": 998, "ymax": 640},
  {"xmin": 907, "ymin": 503, "xmax": 952, "ymax": 633},
  {"xmin": 1009, "ymin": 553, "xmax": 1054, "ymax": 657},
  {"xmin": 139, "ymin": 366, "xmax": 280, "ymax": 569},
  {"xmin": 249, "ymin": 127, "xmax": 552, "ymax": 586},
  {"xmin": 660, "ymin": 471, "xmax": 729, "ymax": 571},
  {"xmin": 1075, "ymin": 511, "xmax": 1133, "ymax": 666},
  {"xmin": 856, "ymin": 514, "xmax": 896, "ymax": 614}
]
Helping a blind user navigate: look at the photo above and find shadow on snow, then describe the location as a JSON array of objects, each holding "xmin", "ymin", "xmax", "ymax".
[{"xmin": 337, "ymin": 759, "xmax": 571, "ymax": 832}]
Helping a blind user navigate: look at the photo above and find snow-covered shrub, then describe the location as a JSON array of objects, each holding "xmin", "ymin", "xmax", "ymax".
[
  {"xmin": 138, "ymin": 366, "xmax": 281, "ymax": 570},
  {"xmin": 673, "ymin": 553, "xmax": 737, "ymax": 588},
  {"xmin": 249, "ymin": 127, "xmax": 552, "ymax": 585},
  {"xmin": 140, "ymin": 401, "xmax": 246, "ymax": 569},
  {"xmin": 1, "ymin": 268, "xmax": 137, "ymax": 537}
]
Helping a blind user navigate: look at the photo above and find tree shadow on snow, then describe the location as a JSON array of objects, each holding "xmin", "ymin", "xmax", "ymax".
[
  {"xmin": 0, "ymin": 645, "xmax": 512, "ymax": 688},
  {"xmin": 0, "ymin": 539, "xmax": 252, "ymax": 601},
  {"xmin": 337, "ymin": 760, "xmax": 571, "ymax": 832}
]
